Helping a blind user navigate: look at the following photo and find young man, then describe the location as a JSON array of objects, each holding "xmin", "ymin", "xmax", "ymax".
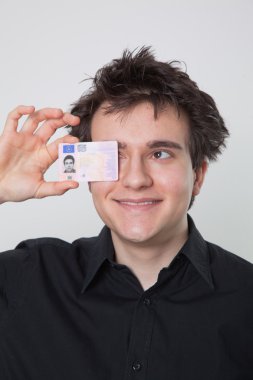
[
  {"xmin": 0, "ymin": 48, "xmax": 252, "ymax": 379},
  {"xmin": 63, "ymin": 155, "xmax": 76, "ymax": 173}
]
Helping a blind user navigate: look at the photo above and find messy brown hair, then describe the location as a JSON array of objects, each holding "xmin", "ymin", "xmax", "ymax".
[{"xmin": 69, "ymin": 47, "xmax": 229, "ymax": 170}]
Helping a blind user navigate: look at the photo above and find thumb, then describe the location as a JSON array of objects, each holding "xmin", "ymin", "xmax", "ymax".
[{"xmin": 34, "ymin": 181, "xmax": 79, "ymax": 199}]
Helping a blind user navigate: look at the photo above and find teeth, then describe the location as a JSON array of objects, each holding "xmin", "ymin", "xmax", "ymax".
[{"xmin": 120, "ymin": 201, "xmax": 157, "ymax": 205}]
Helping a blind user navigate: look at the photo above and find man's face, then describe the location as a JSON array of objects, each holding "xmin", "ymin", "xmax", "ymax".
[
  {"xmin": 90, "ymin": 102, "xmax": 206, "ymax": 246},
  {"xmin": 64, "ymin": 159, "xmax": 74, "ymax": 173}
]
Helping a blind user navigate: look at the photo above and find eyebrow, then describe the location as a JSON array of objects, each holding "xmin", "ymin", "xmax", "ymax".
[{"xmin": 118, "ymin": 140, "xmax": 183, "ymax": 150}]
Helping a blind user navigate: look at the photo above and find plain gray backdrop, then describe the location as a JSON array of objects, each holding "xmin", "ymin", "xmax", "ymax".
[{"xmin": 0, "ymin": 0, "xmax": 252, "ymax": 261}]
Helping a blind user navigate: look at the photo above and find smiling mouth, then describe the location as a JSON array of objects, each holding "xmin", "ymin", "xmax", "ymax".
[
  {"xmin": 119, "ymin": 200, "xmax": 160, "ymax": 205},
  {"xmin": 114, "ymin": 199, "xmax": 162, "ymax": 208}
]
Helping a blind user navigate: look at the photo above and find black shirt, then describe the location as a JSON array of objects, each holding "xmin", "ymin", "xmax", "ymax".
[{"xmin": 0, "ymin": 216, "xmax": 253, "ymax": 380}]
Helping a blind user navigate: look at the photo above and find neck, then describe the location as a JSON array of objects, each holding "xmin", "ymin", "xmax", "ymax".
[{"xmin": 111, "ymin": 222, "xmax": 188, "ymax": 291}]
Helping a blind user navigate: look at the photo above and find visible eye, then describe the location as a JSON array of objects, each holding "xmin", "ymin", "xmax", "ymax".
[{"xmin": 153, "ymin": 150, "xmax": 171, "ymax": 159}]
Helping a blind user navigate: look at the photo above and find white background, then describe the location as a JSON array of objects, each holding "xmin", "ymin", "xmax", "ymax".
[{"xmin": 0, "ymin": 0, "xmax": 252, "ymax": 261}]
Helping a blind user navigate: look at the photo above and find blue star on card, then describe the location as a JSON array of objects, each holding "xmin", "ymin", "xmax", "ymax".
[{"xmin": 63, "ymin": 145, "xmax": 75, "ymax": 153}]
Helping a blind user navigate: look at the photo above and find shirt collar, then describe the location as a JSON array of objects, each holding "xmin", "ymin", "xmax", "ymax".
[
  {"xmin": 79, "ymin": 226, "xmax": 115, "ymax": 293},
  {"xmin": 79, "ymin": 214, "xmax": 214, "ymax": 293},
  {"xmin": 180, "ymin": 215, "xmax": 214, "ymax": 290}
]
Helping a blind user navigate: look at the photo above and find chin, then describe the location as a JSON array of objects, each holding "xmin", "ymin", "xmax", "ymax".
[{"xmin": 115, "ymin": 225, "xmax": 157, "ymax": 244}]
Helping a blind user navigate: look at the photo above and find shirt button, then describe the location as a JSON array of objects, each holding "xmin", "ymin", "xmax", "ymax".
[
  {"xmin": 132, "ymin": 362, "xmax": 142, "ymax": 371},
  {"xmin": 143, "ymin": 298, "xmax": 151, "ymax": 306}
]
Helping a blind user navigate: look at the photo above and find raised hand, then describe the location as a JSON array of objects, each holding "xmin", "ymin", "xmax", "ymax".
[{"xmin": 0, "ymin": 105, "xmax": 80, "ymax": 203}]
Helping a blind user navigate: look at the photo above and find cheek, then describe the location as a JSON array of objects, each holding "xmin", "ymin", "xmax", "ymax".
[
  {"xmin": 89, "ymin": 182, "xmax": 114, "ymax": 201},
  {"xmin": 157, "ymin": 166, "xmax": 194, "ymax": 196},
  {"xmin": 89, "ymin": 182, "xmax": 117, "ymax": 226}
]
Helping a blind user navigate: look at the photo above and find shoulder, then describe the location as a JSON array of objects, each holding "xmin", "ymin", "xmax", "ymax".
[
  {"xmin": 0, "ymin": 234, "xmax": 102, "ymax": 273},
  {"xmin": 0, "ymin": 238, "xmax": 71, "ymax": 294},
  {"xmin": 207, "ymin": 241, "xmax": 253, "ymax": 290},
  {"xmin": 0, "ymin": 237, "xmax": 73, "ymax": 272},
  {"xmin": 0, "ymin": 235, "xmax": 100, "ymax": 270},
  {"xmin": 0, "ymin": 235, "xmax": 100, "ymax": 316},
  {"xmin": 207, "ymin": 241, "xmax": 253, "ymax": 269}
]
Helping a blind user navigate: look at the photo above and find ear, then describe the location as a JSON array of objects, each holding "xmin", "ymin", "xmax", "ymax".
[{"xmin": 192, "ymin": 160, "xmax": 208, "ymax": 196}]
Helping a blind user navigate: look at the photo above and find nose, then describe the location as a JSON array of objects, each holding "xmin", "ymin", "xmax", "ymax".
[{"xmin": 120, "ymin": 156, "xmax": 153, "ymax": 190}]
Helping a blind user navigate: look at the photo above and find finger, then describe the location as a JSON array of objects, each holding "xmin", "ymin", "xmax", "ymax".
[
  {"xmin": 62, "ymin": 113, "xmax": 80, "ymax": 126},
  {"xmin": 35, "ymin": 117, "xmax": 70, "ymax": 143},
  {"xmin": 21, "ymin": 108, "xmax": 64, "ymax": 133},
  {"xmin": 35, "ymin": 180, "xmax": 79, "ymax": 199},
  {"xmin": 35, "ymin": 113, "xmax": 80, "ymax": 143},
  {"xmin": 46, "ymin": 134, "xmax": 80, "ymax": 162},
  {"xmin": 3, "ymin": 105, "xmax": 35, "ymax": 133}
]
